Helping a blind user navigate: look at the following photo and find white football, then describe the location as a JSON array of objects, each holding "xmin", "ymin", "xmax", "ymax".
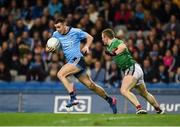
[{"xmin": 47, "ymin": 37, "xmax": 60, "ymax": 49}]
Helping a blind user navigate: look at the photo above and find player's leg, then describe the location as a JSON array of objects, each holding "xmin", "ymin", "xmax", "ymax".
[
  {"xmin": 120, "ymin": 76, "xmax": 144, "ymax": 110},
  {"xmin": 135, "ymin": 83, "xmax": 164, "ymax": 114},
  {"xmin": 120, "ymin": 64, "xmax": 147, "ymax": 114},
  {"xmin": 77, "ymin": 73, "xmax": 117, "ymax": 114},
  {"xmin": 57, "ymin": 63, "xmax": 81, "ymax": 107},
  {"xmin": 57, "ymin": 63, "xmax": 80, "ymax": 92}
]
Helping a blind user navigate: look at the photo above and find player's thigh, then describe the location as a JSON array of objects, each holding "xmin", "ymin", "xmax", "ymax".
[
  {"xmin": 121, "ymin": 75, "xmax": 137, "ymax": 91},
  {"xmin": 57, "ymin": 63, "xmax": 81, "ymax": 77},
  {"xmin": 133, "ymin": 63, "xmax": 145, "ymax": 85},
  {"xmin": 121, "ymin": 63, "xmax": 144, "ymax": 90},
  {"xmin": 135, "ymin": 83, "xmax": 149, "ymax": 96}
]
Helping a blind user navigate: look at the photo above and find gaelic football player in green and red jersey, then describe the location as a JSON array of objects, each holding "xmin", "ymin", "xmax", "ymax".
[{"xmin": 102, "ymin": 28, "xmax": 164, "ymax": 114}]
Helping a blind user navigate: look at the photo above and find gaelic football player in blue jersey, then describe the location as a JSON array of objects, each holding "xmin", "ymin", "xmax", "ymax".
[{"xmin": 46, "ymin": 17, "xmax": 117, "ymax": 114}]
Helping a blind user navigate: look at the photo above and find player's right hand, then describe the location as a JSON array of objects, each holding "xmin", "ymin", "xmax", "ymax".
[{"xmin": 46, "ymin": 45, "xmax": 56, "ymax": 52}]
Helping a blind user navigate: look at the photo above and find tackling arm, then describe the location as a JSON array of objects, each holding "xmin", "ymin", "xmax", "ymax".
[
  {"xmin": 105, "ymin": 43, "xmax": 126, "ymax": 56},
  {"xmin": 114, "ymin": 43, "xmax": 126, "ymax": 55}
]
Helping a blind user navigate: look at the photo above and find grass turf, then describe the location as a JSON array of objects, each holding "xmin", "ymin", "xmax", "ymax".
[{"xmin": 0, "ymin": 113, "xmax": 180, "ymax": 126}]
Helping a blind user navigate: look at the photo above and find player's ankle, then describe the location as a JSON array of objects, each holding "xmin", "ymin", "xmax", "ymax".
[
  {"xmin": 69, "ymin": 91, "xmax": 77, "ymax": 100},
  {"xmin": 105, "ymin": 96, "xmax": 112, "ymax": 104},
  {"xmin": 136, "ymin": 105, "xmax": 142, "ymax": 110},
  {"xmin": 154, "ymin": 106, "xmax": 162, "ymax": 112}
]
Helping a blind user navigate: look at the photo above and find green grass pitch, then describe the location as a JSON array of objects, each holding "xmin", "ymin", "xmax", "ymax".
[{"xmin": 0, "ymin": 113, "xmax": 180, "ymax": 126}]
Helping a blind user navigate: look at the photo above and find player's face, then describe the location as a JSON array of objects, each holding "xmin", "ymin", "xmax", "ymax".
[
  {"xmin": 54, "ymin": 23, "xmax": 66, "ymax": 34},
  {"xmin": 101, "ymin": 33, "xmax": 108, "ymax": 45}
]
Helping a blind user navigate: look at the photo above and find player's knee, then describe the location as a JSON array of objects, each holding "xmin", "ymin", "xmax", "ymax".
[
  {"xmin": 120, "ymin": 88, "xmax": 128, "ymax": 96},
  {"xmin": 57, "ymin": 71, "xmax": 66, "ymax": 80}
]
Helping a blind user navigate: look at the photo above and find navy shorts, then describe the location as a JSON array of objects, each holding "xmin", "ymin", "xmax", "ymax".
[{"xmin": 68, "ymin": 57, "xmax": 87, "ymax": 78}]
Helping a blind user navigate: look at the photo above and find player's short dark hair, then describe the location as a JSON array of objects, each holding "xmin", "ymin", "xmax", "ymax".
[
  {"xmin": 55, "ymin": 17, "xmax": 66, "ymax": 24},
  {"xmin": 102, "ymin": 28, "xmax": 115, "ymax": 39}
]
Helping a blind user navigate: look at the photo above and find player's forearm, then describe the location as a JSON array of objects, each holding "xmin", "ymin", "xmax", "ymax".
[
  {"xmin": 115, "ymin": 43, "xmax": 126, "ymax": 55},
  {"xmin": 85, "ymin": 34, "xmax": 93, "ymax": 47}
]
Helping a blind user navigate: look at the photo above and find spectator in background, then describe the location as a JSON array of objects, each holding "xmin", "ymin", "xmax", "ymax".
[
  {"xmin": 11, "ymin": 53, "xmax": 20, "ymax": 72},
  {"xmin": 0, "ymin": 22, "xmax": 11, "ymax": 43},
  {"xmin": 91, "ymin": 41, "xmax": 103, "ymax": 61},
  {"xmin": 46, "ymin": 69, "xmax": 59, "ymax": 81},
  {"xmin": 46, "ymin": 53, "xmax": 61, "ymax": 82},
  {"xmin": 126, "ymin": 38, "xmax": 137, "ymax": 54},
  {"xmin": 19, "ymin": 56, "xmax": 29, "ymax": 75},
  {"xmin": 157, "ymin": 64, "xmax": 169, "ymax": 83},
  {"xmin": 150, "ymin": 52, "xmax": 162, "ymax": 72},
  {"xmin": 0, "ymin": 61, "xmax": 11, "ymax": 81},
  {"xmin": 48, "ymin": 0, "xmax": 62, "ymax": 16},
  {"xmin": 163, "ymin": 50, "xmax": 175, "ymax": 71},
  {"xmin": 91, "ymin": 60, "xmax": 105, "ymax": 84},
  {"xmin": 105, "ymin": 62, "xmax": 120, "ymax": 88},
  {"xmin": 134, "ymin": 3, "xmax": 144, "ymax": 29},
  {"xmin": 143, "ymin": 59, "xmax": 153, "ymax": 83},
  {"xmin": 13, "ymin": 18, "xmax": 28, "ymax": 37},
  {"xmin": 172, "ymin": 44, "xmax": 180, "ymax": 71},
  {"xmin": 20, "ymin": 0, "xmax": 31, "ymax": 20},
  {"xmin": 61, "ymin": 0, "xmax": 75, "ymax": 17},
  {"xmin": 27, "ymin": 53, "xmax": 46, "ymax": 81},
  {"xmin": 90, "ymin": 28, "xmax": 99, "ymax": 42},
  {"xmin": 159, "ymin": 40, "xmax": 166, "ymax": 57},
  {"xmin": 87, "ymin": 4, "xmax": 99, "ymax": 24},
  {"xmin": 165, "ymin": 15, "xmax": 180, "ymax": 37},
  {"xmin": 143, "ymin": 11, "xmax": 156, "ymax": 30},
  {"xmin": 75, "ymin": 0, "xmax": 88, "ymax": 15},
  {"xmin": 132, "ymin": 51, "xmax": 141, "ymax": 64},
  {"xmin": 31, "ymin": 0, "xmax": 44, "ymax": 19},
  {"xmin": 30, "ymin": 18, "xmax": 43, "ymax": 36},
  {"xmin": 22, "ymin": 31, "xmax": 34, "ymax": 50},
  {"xmin": 164, "ymin": 32, "xmax": 174, "ymax": 50},
  {"xmin": 99, "ymin": 1, "xmax": 114, "ymax": 25},
  {"xmin": 137, "ymin": 41, "xmax": 147, "ymax": 63},
  {"xmin": 174, "ymin": 67, "xmax": 180, "ymax": 83},
  {"xmin": 0, "ymin": 42, "xmax": 12, "ymax": 69},
  {"xmin": 114, "ymin": 3, "xmax": 132, "ymax": 25},
  {"xmin": 149, "ymin": 43, "xmax": 159, "ymax": 58},
  {"xmin": 9, "ymin": 0, "xmax": 21, "ymax": 21},
  {"xmin": 0, "ymin": 7, "xmax": 8, "ymax": 23}
]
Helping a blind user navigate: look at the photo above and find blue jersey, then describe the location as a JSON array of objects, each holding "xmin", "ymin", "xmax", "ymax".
[{"xmin": 52, "ymin": 27, "xmax": 88, "ymax": 62}]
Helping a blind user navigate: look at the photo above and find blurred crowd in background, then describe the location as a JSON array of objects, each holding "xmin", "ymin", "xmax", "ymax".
[{"xmin": 0, "ymin": 0, "xmax": 179, "ymax": 87}]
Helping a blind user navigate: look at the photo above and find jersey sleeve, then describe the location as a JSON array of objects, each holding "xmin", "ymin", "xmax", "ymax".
[
  {"xmin": 52, "ymin": 32, "xmax": 57, "ymax": 38},
  {"xmin": 77, "ymin": 29, "xmax": 88, "ymax": 40}
]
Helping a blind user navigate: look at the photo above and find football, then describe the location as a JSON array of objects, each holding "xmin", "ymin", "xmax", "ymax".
[{"xmin": 47, "ymin": 37, "xmax": 60, "ymax": 50}]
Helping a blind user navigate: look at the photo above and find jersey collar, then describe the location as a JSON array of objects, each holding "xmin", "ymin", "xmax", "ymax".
[
  {"xmin": 61, "ymin": 27, "xmax": 71, "ymax": 35},
  {"xmin": 108, "ymin": 38, "xmax": 117, "ymax": 47}
]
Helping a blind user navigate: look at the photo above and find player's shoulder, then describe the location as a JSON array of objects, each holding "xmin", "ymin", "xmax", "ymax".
[
  {"xmin": 70, "ymin": 27, "xmax": 82, "ymax": 32},
  {"xmin": 52, "ymin": 31, "xmax": 60, "ymax": 37},
  {"xmin": 114, "ymin": 38, "xmax": 124, "ymax": 44}
]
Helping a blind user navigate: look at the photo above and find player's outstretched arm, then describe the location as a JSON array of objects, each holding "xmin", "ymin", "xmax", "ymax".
[
  {"xmin": 105, "ymin": 43, "xmax": 126, "ymax": 56},
  {"xmin": 105, "ymin": 48, "xmax": 117, "ymax": 56},
  {"xmin": 114, "ymin": 43, "xmax": 126, "ymax": 55}
]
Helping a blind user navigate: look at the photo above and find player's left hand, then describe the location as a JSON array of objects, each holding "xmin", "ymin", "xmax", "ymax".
[
  {"xmin": 82, "ymin": 46, "xmax": 90, "ymax": 54},
  {"xmin": 46, "ymin": 45, "xmax": 56, "ymax": 52}
]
